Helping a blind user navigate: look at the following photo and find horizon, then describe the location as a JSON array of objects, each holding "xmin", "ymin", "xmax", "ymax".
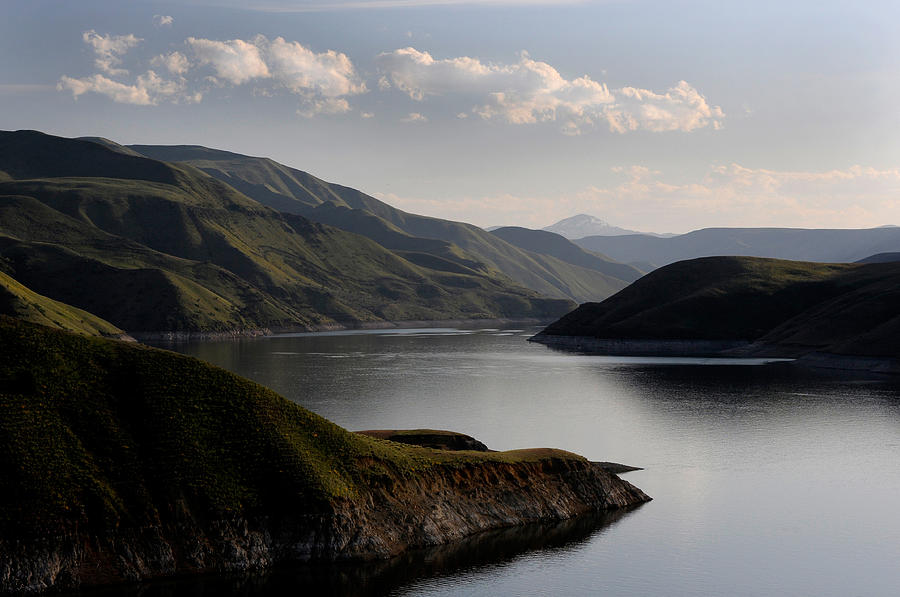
[{"xmin": 2, "ymin": 0, "xmax": 898, "ymax": 233}]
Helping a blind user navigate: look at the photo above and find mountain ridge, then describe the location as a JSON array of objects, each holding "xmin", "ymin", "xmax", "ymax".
[
  {"xmin": 0, "ymin": 130, "xmax": 571, "ymax": 334},
  {"xmin": 128, "ymin": 144, "xmax": 638, "ymax": 303}
]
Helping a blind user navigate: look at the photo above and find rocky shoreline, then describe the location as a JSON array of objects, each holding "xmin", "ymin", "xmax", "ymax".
[{"xmin": 1, "ymin": 457, "xmax": 649, "ymax": 594}]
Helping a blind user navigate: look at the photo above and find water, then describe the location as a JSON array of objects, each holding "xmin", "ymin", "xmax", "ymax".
[{"xmin": 145, "ymin": 327, "xmax": 900, "ymax": 596}]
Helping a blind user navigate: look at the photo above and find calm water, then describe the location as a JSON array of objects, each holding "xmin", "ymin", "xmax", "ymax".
[{"xmin": 145, "ymin": 327, "xmax": 900, "ymax": 596}]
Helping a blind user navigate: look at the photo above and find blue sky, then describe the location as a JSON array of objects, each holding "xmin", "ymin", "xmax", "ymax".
[{"xmin": 2, "ymin": 0, "xmax": 899, "ymax": 232}]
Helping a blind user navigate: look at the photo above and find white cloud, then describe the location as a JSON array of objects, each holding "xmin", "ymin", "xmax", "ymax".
[
  {"xmin": 377, "ymin": 48, "xmax": 723, "ymax": 134},
  {"xmin": 361, "ymin": 111, "xmax": 375, "ymax": 118},
  {"xmin": 59, "ymin": 73, "xmax": 153, "ymax": 105},
  {"xmin": 151, "ymin": 51, "xmax": 190, "ymax": 75},
  {"xmin": 62, "ymin": 32, "xmax": 365, "ymax": 114},
  {"xmin": 182, "ymin": 35, "xmax": 366, "ymax": 112},
  {"xmin": 153, "ymin": 15, "xmax": 174, "ymax": 27},
  {"xmin": 400, "ymin": 111, "xmax": 428, "ymax": 122},
  {"xmin": 58, "ymin": 70, "xmax": 195, "ymax": 105},
  {"xmin": 82, "ymin": 30, "xmax": 142, "ymax": 76},
  {"xmin": 263, "ymin": 36, "xmax": 366, "ymax": 97},
  {"xmin": 186, "ymin": 37, "xmax": 270, "ymax": 85},
  {"xmin": 375, "ymin": 164, "xmax": 900, "ymax": 232},
  {"xmin": 297, "ymin": 97, "xmax": 351, "ymax": 117}
]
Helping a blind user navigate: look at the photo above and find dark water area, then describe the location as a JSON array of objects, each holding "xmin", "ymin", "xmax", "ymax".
[{"xmin": 142, "ymin": 328, "xmax": 900, "ymax": 596}]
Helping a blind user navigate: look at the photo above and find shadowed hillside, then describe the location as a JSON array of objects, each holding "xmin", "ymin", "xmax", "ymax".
[
  {"xmin": 0, "ymin": 131, "xmax": 571, "ymax": 334},
  {"xmin": 0, "ymin": 269, "xmax": 125, "ymax": 337},
  {"xmin": 129, "ymin": 144, "xmax": 637, "ymax": 303},
  {"xmin": 534, "ymin": 256, "xmax": 900, "ymax": 360}
]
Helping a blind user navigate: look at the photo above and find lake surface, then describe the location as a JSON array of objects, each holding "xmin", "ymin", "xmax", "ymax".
[{"xmin": 148, "ymin": 327, "xmax": 900, "ymax": 596}]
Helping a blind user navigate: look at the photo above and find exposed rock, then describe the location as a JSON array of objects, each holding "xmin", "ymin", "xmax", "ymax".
[{"xmin": 1, "ymin": 458, "xmax": 649, "ymax": 594}]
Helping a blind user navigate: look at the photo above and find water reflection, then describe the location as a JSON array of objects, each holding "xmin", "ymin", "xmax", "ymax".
[
  {"xmin": 71, "ymin": 507, "xmax": 643, "ymax": 597},
  {"xmin": 152, "ymin": 328, "xmax": 900, "ymax": 596}
]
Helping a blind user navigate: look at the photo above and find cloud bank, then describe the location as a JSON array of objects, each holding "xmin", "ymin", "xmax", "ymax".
[
  {"xmin": 377, "ymin": 48, "xmax": 724, "ymax": 134},
  {"xmin": 59, "ymin": 32, "xmax": 366, "ymax": 114},
  {"xmin": 59, "ymin": 32, "xmax": 721, "ymax": 130}
]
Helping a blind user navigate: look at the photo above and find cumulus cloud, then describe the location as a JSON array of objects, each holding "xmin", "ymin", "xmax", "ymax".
[
  {"xmin": 57, "ymin": 70, "xmax": 193, "ymax": 105},
  {"xmin": 377, "ymin": 48, "xmax": 723, "ymax": 134},
  {"xmin": 297, "ymin": 97, "xmax": 351, "ymax": 117},
  {"xmin": 186, "ymin": 37, "xmax": 270, "ymax": 85},
  {"xmin": 264, "ymin": 36, "xmax": 366, "ymax": 97},
  {"xmin": 400, "ymin": 111, "xmax": 428, "ymax": 122},
  {"xmin": 375, "ymin": 164, "xmax": 900, "ymax": 232},
  {"xmin": 153, "ymin": 15, "xmax": 174, "ymax": 27},
  {"xmin": 151, "ymin": 51, "xmax": 190, "ymax": 75},
  {"xmin": 82, "ymin": 30, "xmax": 142, "ymax": 76},
  {"xmin": 182, "ymin": 35, "xmax": 366, "ymax": 113},
  {"xmin": 61, "ymin": 31, "xmax": 365, "ymax": 114}
]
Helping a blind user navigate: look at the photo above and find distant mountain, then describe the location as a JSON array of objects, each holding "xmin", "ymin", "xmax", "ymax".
[
  {"xmin": 0, "ymin": 130, "xmax": 570, "ymax": 334},
  {"xmin": 490, "ymin": 227, "xmax": 645, "ymax": 282},
  {"xmin": 129, "ymin": 145, "xmax": 633, "ymax": 304},
  {"xmin": 543, "ymin": 214, "xmax": 668, "ymax": 239},
  {"xmin": 533, "ymin": 256, "xmax": 900, "ymax": 361},
  {"xmin": 574, "ymin": 227, "xmax": 900, "ymax": 268}
]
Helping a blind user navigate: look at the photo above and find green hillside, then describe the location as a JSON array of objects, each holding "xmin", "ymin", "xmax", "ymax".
[
  {"xmin": 0, "ymin": 131, "xmax": 570, "ymax": 333},
  {"xmin": 0, "ymin": 269, "xmax": 124, "ymax": 337},
  {"xmin": 535, "ymin": 256, "xmax": 900, "ymax": 358},
  {"xmin": 0, "ymin": 316, "xmax": 593, "ymax": 538},
  {"xmin": 129, "ymin": 144, "xmax": 636, "ymax": 303},
  {"xmin": 490, "ymin": 226, "xmax": 645, "ymax": 282}
]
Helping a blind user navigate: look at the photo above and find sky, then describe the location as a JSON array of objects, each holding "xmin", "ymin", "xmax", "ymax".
[{"xmin": 2, "ymin": 0, "xmax": 899, "ymax": 233}]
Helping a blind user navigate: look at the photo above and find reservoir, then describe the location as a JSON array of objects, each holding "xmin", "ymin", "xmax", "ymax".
[{"xmin": 146, "ymin": 327, "xmax": 900, "ymax": 596}]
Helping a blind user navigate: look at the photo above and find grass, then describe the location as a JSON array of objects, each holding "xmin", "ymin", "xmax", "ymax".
[
  {"xmin": 538, "ymin": 256, "xmax": 900, "ymax": 357},
  {"xmin": 0, "ymin": 130, "xmax": 572, "ymax": 333},
  {"xmin": 127, "ymin": 141, "xmax": 633, "ymax": 303},
  {"xmin": 0, "ymin": 318, "xmax": 588, "ymax": 539},
  {"xmin": 0, "ymin": 271, "xmax": 124, "ymax": 336}
]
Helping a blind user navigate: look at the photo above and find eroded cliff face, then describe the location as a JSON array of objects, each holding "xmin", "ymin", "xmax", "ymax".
[{"xmin": 1, "ymin": 458, "xmax": 649, "ymax": 594}]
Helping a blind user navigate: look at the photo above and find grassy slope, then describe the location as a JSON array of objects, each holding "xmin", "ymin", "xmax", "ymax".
[
  {"xmin": 0, "ymin": 317, "xmax": 587, "ymax": 538},
  {"xmin": 537, "ymin": 256, "xmax": 900, "ymax": 357},
  {"xmin": 0, "ymin": 131, "xmax": 570, "ymax": 331},
  {"xmin": 490, "ymin": 226, "xmax": 645, "ymax": 282},
  {"xmin": 129, "ymin": 144, "xmax": 634, "ymax": 303},
  {"xmin": 0, "ymin": 270, "xmax": 124, "ymax": 336}
]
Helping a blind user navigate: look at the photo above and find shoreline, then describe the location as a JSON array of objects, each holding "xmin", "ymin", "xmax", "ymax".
[
  {"xmin": 132, "ymin": 318, "xmax": 551, "ymax": 342},
  {"xmin": 528, "ymin": 335, "xmax": 751, "ymax": 357},
  {"xmin": 531, "ymin": 334, "xmax": 900, "ymax": 374}
]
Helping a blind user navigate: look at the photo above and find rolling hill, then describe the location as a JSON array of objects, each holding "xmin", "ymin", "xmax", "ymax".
[
  {"xmin": 533, "ymin": 256, "xmax": 900, "ymax": 360},
  {"xmin": 0, "ymin": 130, "xmax": 570, "ymax": 334},
  {"xmin": 490, "ymin": 226, "xmax": 645, "ymax": 282},
  {"xmin": 0, "ymin": 269, "xmax": 125, "ymax": 337},
  {"xmin": 128, "ymin": 144, "xmax": 638, "ymax": 303}
]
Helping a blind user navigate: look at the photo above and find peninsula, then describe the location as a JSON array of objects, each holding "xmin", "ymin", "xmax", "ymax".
[
  {"xmin": 532, "ymin": 256, "xmax": 900, "ymax": 372},
  {"xmin": 0, "ymin": 317, "xmax": 649, "ymax": 593}
]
